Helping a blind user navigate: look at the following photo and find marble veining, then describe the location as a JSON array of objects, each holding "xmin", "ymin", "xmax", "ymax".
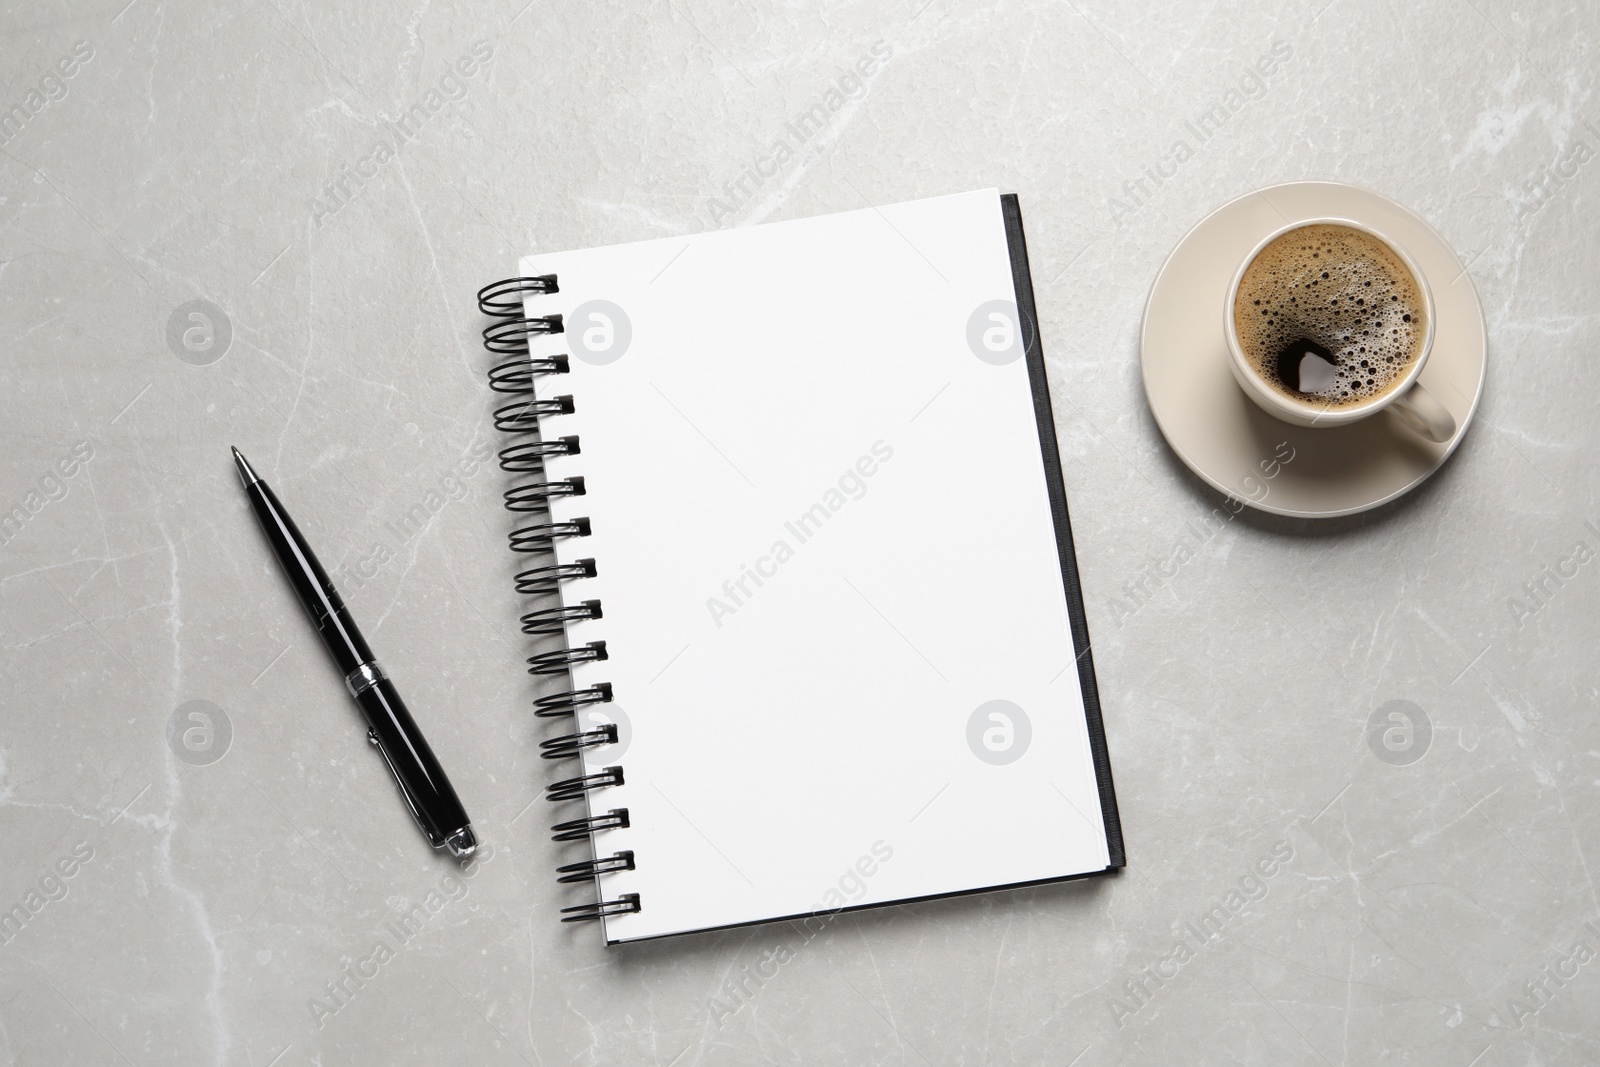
[{"xmin": 1, "ymin": 0, "xmax": 1597, "ymax": 1063}]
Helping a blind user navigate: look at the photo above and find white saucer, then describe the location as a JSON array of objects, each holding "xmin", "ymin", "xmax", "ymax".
[{"xmin": 1140, "ymin": 181, "xmax": 1486, "ymax": 518}]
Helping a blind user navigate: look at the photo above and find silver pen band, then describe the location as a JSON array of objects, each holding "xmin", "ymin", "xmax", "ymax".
[{"xmin": 344, "ymin": 661, "xmax": 387, "ymax": 697}]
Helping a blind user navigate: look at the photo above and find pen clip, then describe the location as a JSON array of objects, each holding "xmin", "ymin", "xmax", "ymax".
[{"xmin": 367, "ymin": 729, "xmax": 445, "ymax": 847}]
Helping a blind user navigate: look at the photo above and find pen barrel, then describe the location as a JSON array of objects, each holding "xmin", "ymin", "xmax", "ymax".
[
  {"xmin": 246, "ymin": 481, "xmax": 376, "ymax": 674},
  {"xmin": 356, "ymin": 679, "xmax": 470, "ymax": 843}
]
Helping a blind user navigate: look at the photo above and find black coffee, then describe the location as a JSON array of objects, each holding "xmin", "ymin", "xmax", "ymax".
[{"xmin": 1233, "ymin": 223, "xmax": 1426, "ymax": 408}]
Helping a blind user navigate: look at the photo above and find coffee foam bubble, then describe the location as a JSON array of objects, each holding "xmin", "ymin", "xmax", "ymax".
[{"xmin": 1233, "ymin": 223, "xmax": 1426, "ymax": 408}]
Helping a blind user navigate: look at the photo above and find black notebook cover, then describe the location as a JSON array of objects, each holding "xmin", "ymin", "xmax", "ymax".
[{"xmin": 1002, "ymin": 193, "xmax": 1125, "ymax": 869}]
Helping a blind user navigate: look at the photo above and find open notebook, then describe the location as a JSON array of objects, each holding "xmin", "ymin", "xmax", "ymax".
[{"xmin": 478, "ymin": 189, "xmax": 1123, "ymax": 944}]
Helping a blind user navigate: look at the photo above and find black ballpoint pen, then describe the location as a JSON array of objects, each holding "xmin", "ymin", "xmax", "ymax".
[{"xmin": 232, "ymin": 447, "xmax": 477, "ymax": 858}]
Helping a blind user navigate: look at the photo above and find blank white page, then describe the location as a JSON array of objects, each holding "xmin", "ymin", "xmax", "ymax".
[{"xmin": 519, "ymin": 189, "xmax": 1115, "ymax": 943}]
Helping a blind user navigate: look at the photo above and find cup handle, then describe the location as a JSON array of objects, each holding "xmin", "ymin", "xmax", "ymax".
[{"xmin": 1388, "ymin": 381, "xmax": 1455, "ymax": 443}]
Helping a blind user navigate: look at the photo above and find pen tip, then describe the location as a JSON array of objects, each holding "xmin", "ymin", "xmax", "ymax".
[{"xmin": 231, "ymin": 447, "xmax": 260, "ymax": 487}]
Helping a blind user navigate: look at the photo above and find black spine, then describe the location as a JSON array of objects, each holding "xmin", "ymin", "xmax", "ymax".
[
  {"xmin": 999, "ymin": 196, "xmax": 1124, "ymax": 868},
  {"xmin": 480, "ymin": 275, "xmax": 637, "ymax": 925}
]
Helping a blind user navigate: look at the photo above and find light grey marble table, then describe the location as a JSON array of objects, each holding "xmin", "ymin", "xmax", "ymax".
[{"xmin": 2, "ymin": 0, "xmax": 1597, "ymax": 1063}]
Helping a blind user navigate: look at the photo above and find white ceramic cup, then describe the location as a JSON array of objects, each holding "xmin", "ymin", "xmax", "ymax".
[{"xmin": 1224, "ymin": 217, "xmax": 1455, "ymax": 442}]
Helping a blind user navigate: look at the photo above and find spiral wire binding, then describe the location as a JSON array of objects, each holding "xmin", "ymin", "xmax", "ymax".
[
  {"xmin": 556, "ymin": 851, "xmax": 635, "ymax": 883},
  {"xmin": 515, "ymin": 558, "xmax": 597, "ymax": 595},
  {"xmin": 505, "ymin": 476, "xmax": 586, "ymax": 511},
  {"xmin": 491, "ymin": 355, "xmax": 570, "ymax": 393},
  {"xmin": 494, "ymin": 395, "xmax": 574, "ymax": 433},
  {"xmin": 484, "ymin": 313, "xmax": 564, "ymax": 354},
  {"xmin": 551, "ymin": 808, "xmax": 629, "ymax": 841},
  {"xmin": 560, "ymin": 895, "xmax": 641, "ymax": 922},
  {"xmin": 521, "ymin": 600, "xmax": 603, "ymax": 636},
  {"xmin": 547, "ymin": 767, "xmax": 625, "ymax": 803},
  {"xmin": 479, "ymin": 275, "xmax": 640, "ymax": 924},
  {"xmin": 509, "ymin": 517, "xmax": 591, "ymax": 553},
  {"xmin": 478, "ymin": 274, "xmax": 558, "ymax": 316},
  {"xmin": 527, "ymin": 641, "xmax": 608, "ymax": 675},
  {"xmin": 533, "ymin": 682, "xmax": 612, "ymax": 718},
  {"xmin": 539, "ymin": 723, "xmax": 617, "ymax": 760},
  {"xmin": 501, "ymin": 437, "xmax": 581, "ymax": 472}
]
